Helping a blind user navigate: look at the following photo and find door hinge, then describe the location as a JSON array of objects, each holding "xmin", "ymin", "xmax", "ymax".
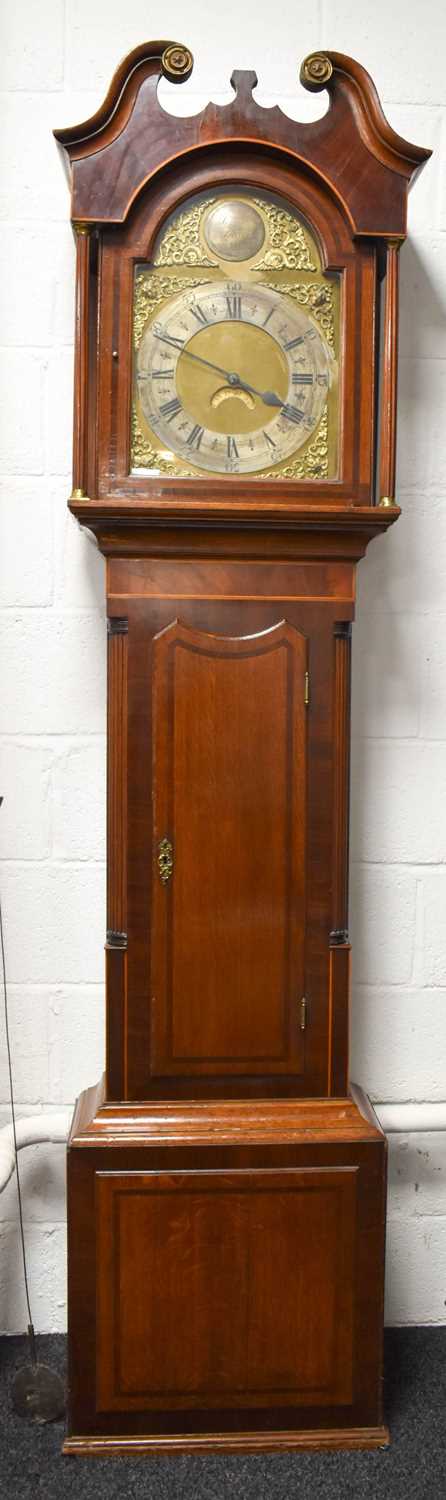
[
  {"xmin": 300, "ymin": 996, "xmax": 308, "ymax": 1031},
  {"xmin": 304, "ymin": 670, "xmax": 310, "ymax": 707}
]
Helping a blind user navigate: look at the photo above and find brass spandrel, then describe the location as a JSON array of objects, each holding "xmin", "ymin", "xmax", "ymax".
[
  {"xmin": 252, "ymin": 199, "xmax": 317, "ymax": 272},
  {"xmin": 153, "ymin": 200, "xmax": 217, "ymax": 268},
  {"xmin": 275, "ymin": 404, "xmax": 329, "ymax": 480},
  {"xmin": 258, "ymin": 278, "xmax": 336, "ymax": 349},
  {"xmin": 131, "ymin": 406, "xmax": 195, "ymax": 476},
  {"xmin": 133, "ymin": 273, "xmax": 210, "ymax": 348}
]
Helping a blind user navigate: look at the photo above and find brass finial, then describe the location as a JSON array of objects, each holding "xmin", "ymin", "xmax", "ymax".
[
  {"xmin": 300, "ymin": 52, "xmax": 333, "ymax": 90},
  {"xmin": 161, "ymin": 45, "xmax": 193, "ymax": 82}
]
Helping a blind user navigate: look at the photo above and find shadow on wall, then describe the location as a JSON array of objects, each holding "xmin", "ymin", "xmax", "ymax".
[{"xmin": 350, "ymin": 236, "xmax": 446, "ymax": 1085}]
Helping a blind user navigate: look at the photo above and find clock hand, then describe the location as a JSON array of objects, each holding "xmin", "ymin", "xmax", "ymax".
[
  {"xmin": 174, "ymin": 345, "xmax": 284, "ymax": 407},
  {"xmin": 177, "ymin": 347, "xmax": 237, "ymax": 383},
  {"xmin": 233, "ymin": 378, "xmax": 283, "ymax": 408}
]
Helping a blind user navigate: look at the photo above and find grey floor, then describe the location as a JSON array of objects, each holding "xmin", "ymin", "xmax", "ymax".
[{"xmin": 0, "ymin": 1329, "xmax": 445, "ymax": 1499}]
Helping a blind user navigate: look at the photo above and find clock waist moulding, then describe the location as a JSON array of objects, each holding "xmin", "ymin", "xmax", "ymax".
[{"xmin": 53, "ymin": 43, "xmax": 430, "ymax": 1454}]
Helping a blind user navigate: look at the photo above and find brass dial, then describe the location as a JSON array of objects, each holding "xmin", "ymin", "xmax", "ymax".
[{"xmin": 136, "ymin": 280, "xmax": 333, "ymax": 476}]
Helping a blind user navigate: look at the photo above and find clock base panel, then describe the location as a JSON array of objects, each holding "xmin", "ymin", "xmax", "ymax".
[{"xmin": 65, "ymin": 1083, "xmax": 388, "ymax": 1453}]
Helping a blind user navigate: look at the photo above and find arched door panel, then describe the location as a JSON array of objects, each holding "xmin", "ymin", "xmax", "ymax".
[{"xmin": 150, "ymin": 619, "xmax": 307, "ymax": 1080}]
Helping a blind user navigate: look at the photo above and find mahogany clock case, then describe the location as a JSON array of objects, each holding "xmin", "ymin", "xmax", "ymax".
[{"xmin": 53, "ymin": 44, "xmax": 430, "ymax": 1454}]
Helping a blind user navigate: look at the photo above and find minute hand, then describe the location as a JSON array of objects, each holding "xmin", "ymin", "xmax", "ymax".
[{"xmin": 175, "ymin": 345, "xmax": 284, "ymax": 408}]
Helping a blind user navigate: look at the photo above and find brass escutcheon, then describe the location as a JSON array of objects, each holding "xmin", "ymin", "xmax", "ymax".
[{"xmin": 158, "ymin": 837, "xmax": 174, "ymax": 884}]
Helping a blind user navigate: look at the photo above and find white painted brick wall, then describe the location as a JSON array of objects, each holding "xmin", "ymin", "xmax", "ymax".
[{"xmin": 0, "ymin": 0, "xmax": 445, "ymax": 1333}]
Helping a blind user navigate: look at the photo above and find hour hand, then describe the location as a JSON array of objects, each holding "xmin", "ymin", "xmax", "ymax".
[
  {"xmin": 258, "ymin": 388, "xmax": 284, "ymax": 408},
  {"xmin": 232, "ymin": 375, "xmax": 283, "ymax": 408}
]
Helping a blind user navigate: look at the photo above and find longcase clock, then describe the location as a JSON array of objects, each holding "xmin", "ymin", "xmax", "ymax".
[{"xmin": 54, "ymin": 43, "xmax": 430, "ymax": 1454}]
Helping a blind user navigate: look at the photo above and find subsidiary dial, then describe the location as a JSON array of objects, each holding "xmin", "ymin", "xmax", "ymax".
[{"xmin": 135, "ymin": 281, "xmax": 333, "ymax": 475}]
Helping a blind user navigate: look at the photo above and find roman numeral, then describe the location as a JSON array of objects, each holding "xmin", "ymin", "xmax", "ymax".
[
  {"xmin": 226, "ymin": 294, "xmax": 242, "ymax": 319},
  {"xmin": 186, "ymin": 424, "xmax": 204, "ymax": 450},
  {"xmin": 227, "ymin": 436, "xmax": 239, "ymax": 458},
  {"xmin": 153, "ymin": 330, "xmax": 185, "ymax": 351},
  {"xmin": 262, "ymin": 308, "xmax": 274, "ymax": 327},
  {"xmin": 281, "ymin": 404, "xmax": 305, "ymax": 425},
  {"xmin": 292, "ymin": 372, "xmax": 314, "ymax": 385},
  {"xmin": 159, "ymin": 397, "xmax": 182, "ymax": 422},
  {"xmin": 152, "ymin": 368, "xmax": 175, "ymax": 380},
  {"xmin": 263, "ymin": 431, "xmax": 277, "ymax": 449},
  {"xmin": 190, "ymin": 303, "xmax": 209, "ymax": 326},
  {"xmin": 283, "ymin": 334, "xmax": 305, "ymax": 351}
]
